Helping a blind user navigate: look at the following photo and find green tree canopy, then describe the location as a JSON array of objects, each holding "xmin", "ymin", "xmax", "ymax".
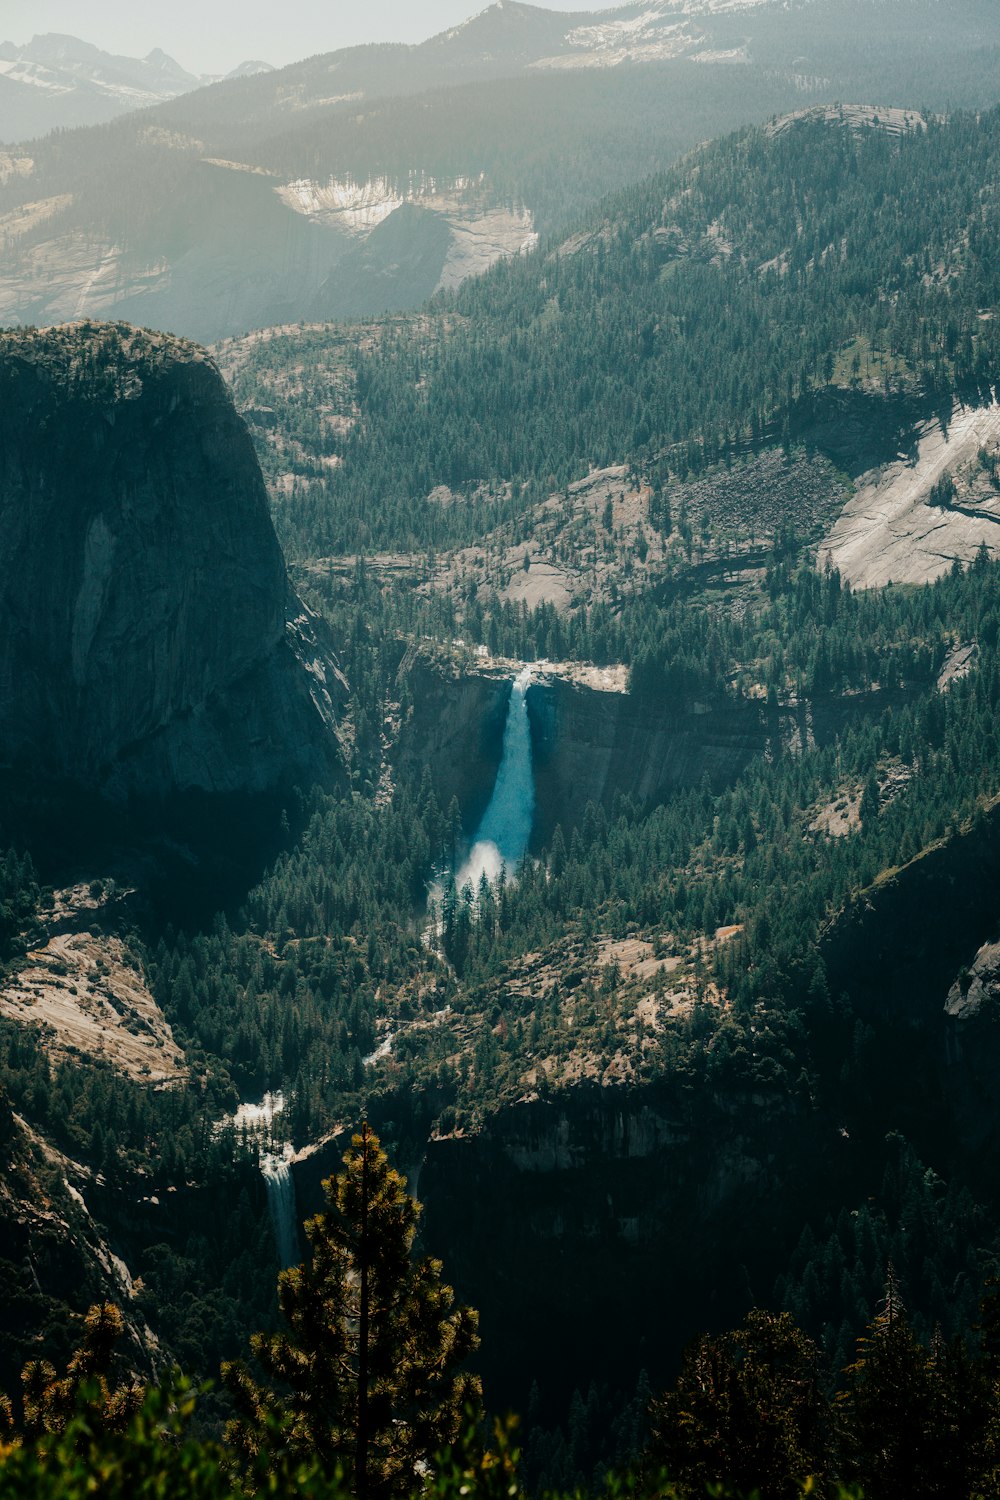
[
  {"xmin": 647, "ymin": 1309, "xmax": 827, "ymax": 1499},
  {"xmin": 224, "ymin": 1124, "xmax": 481, "ymax": 1499}
]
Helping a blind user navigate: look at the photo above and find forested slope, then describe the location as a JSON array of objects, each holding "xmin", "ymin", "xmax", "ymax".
[
  {"xmin": 221, "ymin": 105, "xmax": 1000, "ymax": 557},
  {"xmin": 10, "ymin": 75, "xmax": 1000, "ymax": 1479}
]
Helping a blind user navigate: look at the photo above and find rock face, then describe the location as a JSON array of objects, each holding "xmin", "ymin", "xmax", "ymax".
[
  {"xmin": 0, "ymin": 321, "xmax": 344, "ymax": 800},
  {"xmin": 945, "ymin": 938, "xmax": 1000, "ymax": 1022},
  {"xmin": 821, "ymin": 400, "xmax": 1000, "ymax": 589},
  {"xmin": 399, "ymin": 660, "xmax": 906, "ymax": 845},
  {"xmin": 528, "ymin": 679, "xmax": 774, "ymax": 833},
  {"xmin": 284, "ymin": 1083, "xmax": 833, "ymax": 1415},
  {"xmin": 398, "ymin": 665, "xmax": 513, "ymax": 833}
]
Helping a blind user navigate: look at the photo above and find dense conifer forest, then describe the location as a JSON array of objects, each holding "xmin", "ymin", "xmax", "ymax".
[
  {"xmin": 9, "ymin": 69, "xmax": 1000, "ymax": 1500},
  {"xmin": 219, "ymin": 107, "xmax": 1000, "ymax": 558}
]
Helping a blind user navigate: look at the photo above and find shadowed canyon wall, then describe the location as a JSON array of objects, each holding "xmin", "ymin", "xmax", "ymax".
[
  {"xmin": 290, "ymin": 1083, "xmax": 845, "ymax": 1414},
  {"xmin": 0, "ymin": 321, "xmax": 344, "ymax": 803},
  {"xmin": 400, "ymin": 662, "xmax": 906, "ymax": 845}
]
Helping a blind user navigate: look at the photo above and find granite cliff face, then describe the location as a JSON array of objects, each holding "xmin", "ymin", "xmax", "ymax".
[
  {"xmin": 0, "ymin": 321, "xmax": 344, "ymax": 800},
  {"xmin": 399, "ymin": 660, "xmax": 906, "ymax": 845}
]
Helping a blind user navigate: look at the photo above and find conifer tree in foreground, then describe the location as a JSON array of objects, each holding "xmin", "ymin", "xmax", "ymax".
[
  {"xmin": 223, "ymin": 1123, "xmax": 481, "ymax": 1499},
  {"xmin": 646, "ymin": 1309, "xmax": 827, "ymax": 1499},
  {"xmin": 835, "ymin": 1267, "xmax": 988, "ymax": 1500},
  {"xmin": 14, "ymin": 1301, "xmax": 144, "ymax": 1442}
]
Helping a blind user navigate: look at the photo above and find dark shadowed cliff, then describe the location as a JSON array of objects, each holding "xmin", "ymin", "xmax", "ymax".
[{"xmin": 0, "ymin": 321, "xmax": 344, "ymax": 801}]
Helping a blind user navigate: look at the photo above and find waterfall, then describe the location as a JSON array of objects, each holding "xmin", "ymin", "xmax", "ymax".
[
  {"xmin": 261, "ymin": 1143, "xmax": 299, "ymax": 1269},
  {"xmin": 218, "ymin": 1092, "xmax": 300, "ymax": 1268},
  {"xmin": 232, "ymin": 1090, "xmax": 284, "ymax": 1131},
  {"xmin": 456, "ymin": 666, "xmax": 535, "ymax": 890}
]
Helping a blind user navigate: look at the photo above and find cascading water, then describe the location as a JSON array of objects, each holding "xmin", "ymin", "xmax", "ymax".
[
  {"xmin": 231, "ymin": 1091, "xmax": 285, "ymax": 1132},
  {"xmin": 260, "ymin": 1142, "xmax": 299, "ymax": 1269},
  {"xmin": 221, "ymin": 1092, "xmax": 300, "ymax": 1268},
  {"xmin": 456, "ymin": 666, "xmax": 535, "ymax": 890}
]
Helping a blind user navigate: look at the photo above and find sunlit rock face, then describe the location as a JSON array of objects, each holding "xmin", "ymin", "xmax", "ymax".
[{"xmin": 0, "ymin": 320, "xmax": 343, "ymax": 800}]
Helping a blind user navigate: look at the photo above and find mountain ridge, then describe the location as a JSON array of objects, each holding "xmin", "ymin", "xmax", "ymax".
[
  {"xmin": 0, "ymin": 32, "xmax": 273, "ymax": 140},
  {"xmin": 2, "ymin": 0, "xmax": 997, "ymax": 342}
]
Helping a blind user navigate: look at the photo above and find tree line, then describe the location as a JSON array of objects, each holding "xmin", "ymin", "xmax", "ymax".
[{"xmin": 2, "ymin": 1128, "xmax": 1000, "ymax": 1499}]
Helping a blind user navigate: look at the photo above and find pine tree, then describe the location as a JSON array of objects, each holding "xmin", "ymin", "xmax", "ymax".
[
  {"xmin": 223, "ymin": 1124, "xmax": 481, "ymax": 1498},
  {"xmin": 646, "ymin": 1309, "xmax": 827, "ymax": 1499},
  {"xmin": 19, "ymin": 1302, "xmax": 143, "ymax": 1439},
  {"xmin": 835, "ymin": 1268, "xmax": 946, "ymax": 1499}
]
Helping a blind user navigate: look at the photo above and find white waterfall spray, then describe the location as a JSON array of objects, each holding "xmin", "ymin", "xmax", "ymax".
[
  {"xmin": 456, "ymin": 666, "xmax": 535, "ymax": 890},
  {"xmin": 260, "ymin": 1142, "xmax": 299, "ymax": 1269},
  {"xmin": 220, "ymin": 1093, "xmax": 300, "ymax": 1269}
]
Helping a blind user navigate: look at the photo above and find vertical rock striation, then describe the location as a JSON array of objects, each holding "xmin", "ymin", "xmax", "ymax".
[{"xmin": 0, "ymin": 321, "xmax": 344, "ymax": 799}]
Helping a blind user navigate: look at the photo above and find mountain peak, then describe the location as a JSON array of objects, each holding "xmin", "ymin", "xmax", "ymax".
[
  {"xmin": 144, "ymin": 47, "xmax": 181, "ymax": 69},
  {"xmin": 225, "ymin": 59, "xmax": 276, "ymax": 79},
  {"xmin": 26, "ymin": 32, "xmax": 102, "ymax": 62}
]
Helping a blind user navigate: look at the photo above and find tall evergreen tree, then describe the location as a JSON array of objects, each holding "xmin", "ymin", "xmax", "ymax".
[
  {"xmin": 646, "ymin": 1309, "xmax": 827, "ymax": 1499},
  {"xmin": 835, "ymin": 1268, "xmax": 950, "ymax": 1499},
  {"xmin": 223, "ymin": 1124, "xmax": 481, "ymax": 1499}
]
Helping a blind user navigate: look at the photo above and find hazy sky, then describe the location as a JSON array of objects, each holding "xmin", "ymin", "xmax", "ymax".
[{"xmin": 2, "ymin": 0, "xmax": 589, "ymax": 76}]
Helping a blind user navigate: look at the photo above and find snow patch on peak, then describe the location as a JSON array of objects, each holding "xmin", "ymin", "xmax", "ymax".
[
  {"xmin": 566, "ymin": 8, "xmax": 684, "ymax": 49},
  {"xmin": 650, "ymin": 0, "xmax": 788, "ymax": 10},
  {"xmin": 0, "ymin": 58, "xmax": 73, "ymax": 94}
]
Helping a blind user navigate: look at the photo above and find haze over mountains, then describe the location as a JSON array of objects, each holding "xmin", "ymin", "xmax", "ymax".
[
  {"xmin": 1, "ymin": 0, "xmax": 999, "ymax": 341},
  {"xmin": 0, "ymin": 33, "xmax": 273, "ymax": 140}
]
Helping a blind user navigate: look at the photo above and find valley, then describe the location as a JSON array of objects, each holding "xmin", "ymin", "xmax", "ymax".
[{"xmin": 6, "ymin": 4, "xmax": 1000, "ymax": 1494}]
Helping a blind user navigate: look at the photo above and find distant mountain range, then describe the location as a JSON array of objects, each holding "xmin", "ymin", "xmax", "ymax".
[
  {"xmin": 6, "ymin": 0, "xmax": 998, "ymax": 145},
  {"xmin": 0, "ymin": 33, "xmax": 273, "ymax": 140},
  {"xmin": 0, "ymin": 0, "xmax": 997, "ymax": 342}
]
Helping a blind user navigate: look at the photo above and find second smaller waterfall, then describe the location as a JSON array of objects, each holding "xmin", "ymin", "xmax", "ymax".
[
  {"xmin": 221, "ymin": 1093, "xmax": 300, "ymax": 1269},
  {"xmin": 261, "ymin": 1142, "xmax": 299, "ymax": 1269}
]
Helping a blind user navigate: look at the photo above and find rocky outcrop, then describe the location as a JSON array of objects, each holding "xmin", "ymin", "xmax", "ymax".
[
  {"xmin": 821, "ymin": 400, "xmax": 1000, "ymax": 589},
  {"xmin": 0, "ymin": 322, "xmax": 344, "ymax": 801},
  {"xmin": 941, "ymin": 929, "xmax": 1000, "ymax": 1162},
  {"xmin": 945, "ymin": 937, "xmax": 1000, "ymax": 1022},
  {"xmin": 0, "ymin": 1109, "xmax": 159, "ymax": 1393},
  {"xmin": 821, "ymin": 793, "xmax": 1000, "ymax": 1021}
]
